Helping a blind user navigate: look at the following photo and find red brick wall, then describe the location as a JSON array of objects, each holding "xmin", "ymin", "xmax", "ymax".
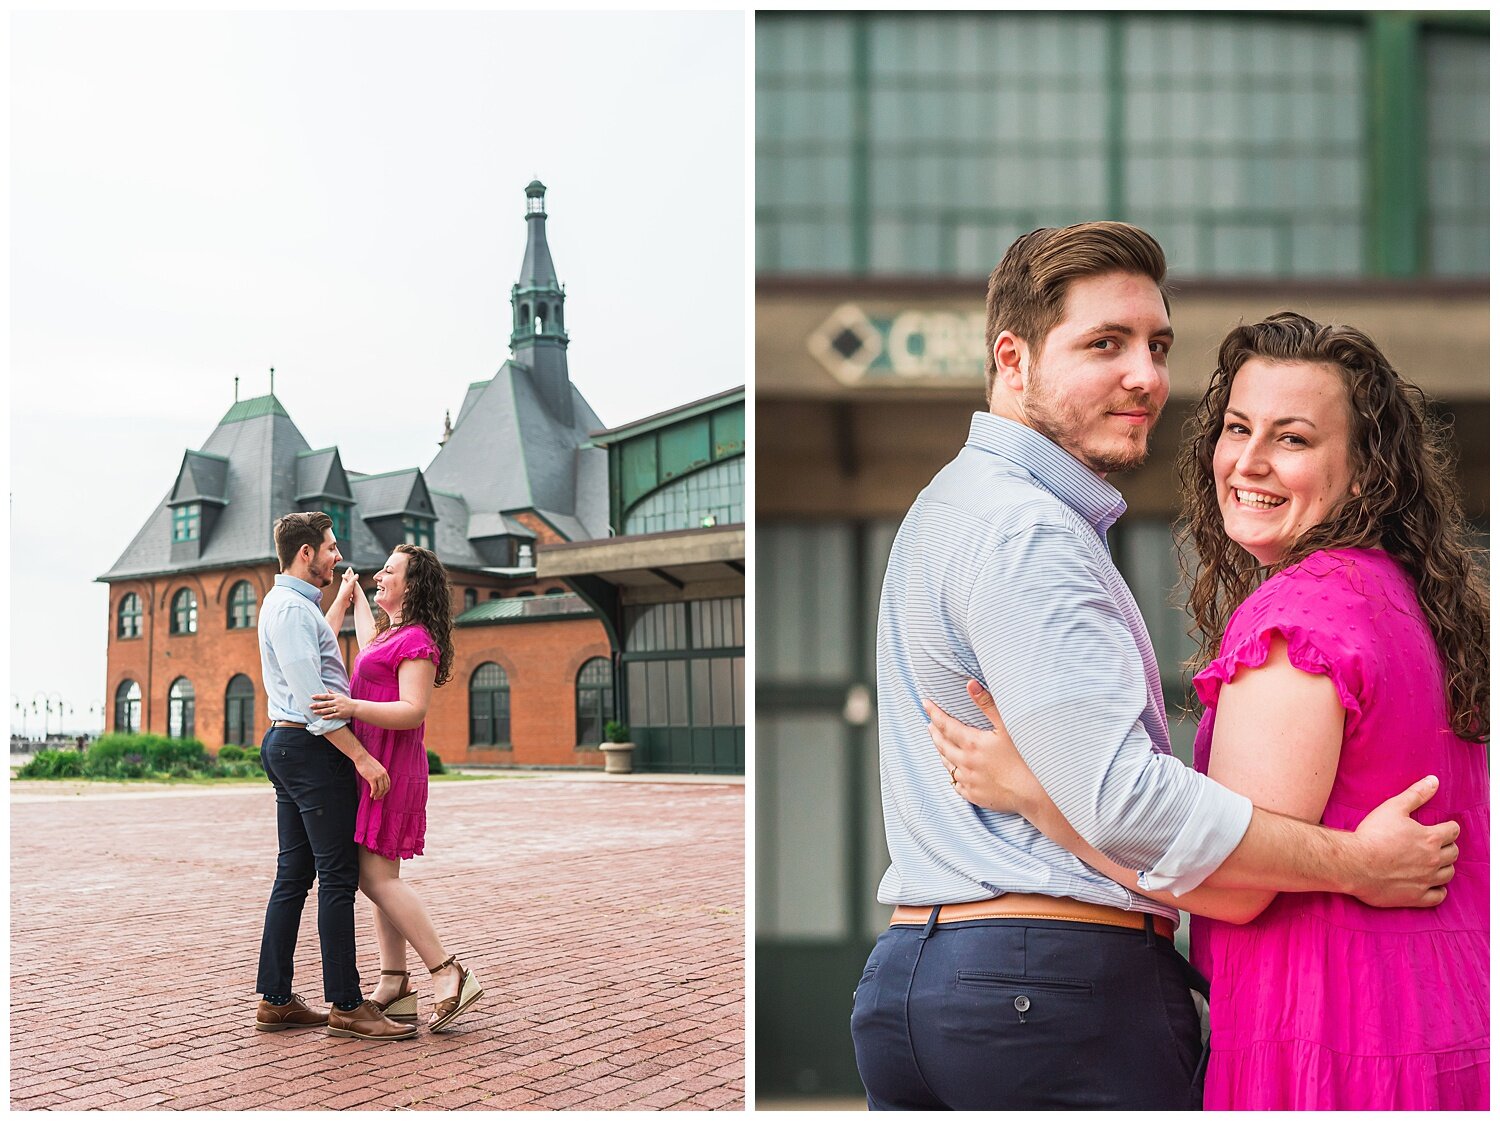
[
  {"xmin": 105, "ymin": 565, "xmax": 273, "ymax": 746},
  {"xmin": 104, "ymin": 567, "xmax": 609, "ymax": 768},
  {"xmin": 430, "ymin": 616, "xmax": 611, "ymax": 766}
]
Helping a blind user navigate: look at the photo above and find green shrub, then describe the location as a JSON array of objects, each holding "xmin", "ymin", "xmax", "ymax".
[
  {"xmin": 218, "ymin": 744, "xmax": 247, "ymax": 763},
  {"xmin": 145, "ymin": 736, "xmax": 209, "ymax": 772},
  {"xmin": 427, "ymin": 749, "xmax": 446, "ymax": 775},
  {"xmin": 85, "ymin": 733, "xmax": 208, "ymax": 777},
  {"xmin": 17, "ymin": 750, "xmax": 85, "ymax": 778}
]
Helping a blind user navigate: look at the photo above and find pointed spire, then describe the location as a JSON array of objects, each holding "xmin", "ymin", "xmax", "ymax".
[
  {"xmin": 518, "ymin": 180, "xmax": 559, "ymax": 290},
  {"xmin": 510, "ymin": 180, "xmax": 572, "ymax": 423},
  {"xmin": 439, "ymin": 409, "xmax": 454, "ymax": 447}
]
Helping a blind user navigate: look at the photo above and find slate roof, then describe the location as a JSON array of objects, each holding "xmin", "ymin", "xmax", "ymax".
[
  {"xmin": 424, "ymin": 361, "xmax": 608, "ymax": 541},
  {"xmin": 169, "ymin": 451, "xmax": 230, "ymax": 506},
  {"xmin": 295, "ymin": 448, "xmax": 352, "ymax": 502},
  {"xmin": 101, "ymin": 185, "xmax": 613, "ymax": 585},
  {"xmin": 102, "ymin": 397, "xmax": 312, "ymax": 580},
  {"xmin": 347, "ymin": 469, "xmax": 432, "ymax": 519}
]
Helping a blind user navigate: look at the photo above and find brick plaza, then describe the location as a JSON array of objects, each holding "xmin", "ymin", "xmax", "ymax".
[{"xmin": 10, "ymin": 774, "xmax": 745, "ymax": 1110}]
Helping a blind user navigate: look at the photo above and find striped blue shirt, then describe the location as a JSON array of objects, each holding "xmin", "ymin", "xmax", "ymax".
[
  {"xmin": 259, "ymin": 574, "xmax": 351, "ymax": 737},
  {"xmin": 875, "ymin": 413, "xmax": 1253, "ymax": 918}
]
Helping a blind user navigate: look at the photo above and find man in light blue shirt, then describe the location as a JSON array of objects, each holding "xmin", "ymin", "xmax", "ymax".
[
  {"xmin": 852, "ymin": 223, "xmax": 1460, "ymax": 1109},
  {"xmin": 253, "ymin": 511, "xmax": 414, "ymax": 1041}
]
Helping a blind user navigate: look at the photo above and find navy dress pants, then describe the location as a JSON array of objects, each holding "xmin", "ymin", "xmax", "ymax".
[
  {"xmin": 851, "ymin": 916, "xmax": 1204, "ymax": 1110},
  {"xmin": 255, "ymin": 727, "xmax": 362, "ymax": 1005}
]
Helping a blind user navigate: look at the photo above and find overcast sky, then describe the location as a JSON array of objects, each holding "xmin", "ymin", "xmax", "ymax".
[{"xmin": 9, "ymin": 10, "xmax": 747, "ymax": 734}]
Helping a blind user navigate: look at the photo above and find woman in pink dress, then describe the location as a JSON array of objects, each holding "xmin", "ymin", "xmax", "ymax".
[
  {"xmin": 926, "ymin": 313, "xmax": 1488, "ymax": 1108},
  {"xmin": 313, "ymin": 543, "xmax": 483, "ymax": 1033}
]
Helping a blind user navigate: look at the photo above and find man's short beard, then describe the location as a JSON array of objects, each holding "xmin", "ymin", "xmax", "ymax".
[{"xmin": 1022, "ymin": 377, "xmax": 1154, "ymax": 475}]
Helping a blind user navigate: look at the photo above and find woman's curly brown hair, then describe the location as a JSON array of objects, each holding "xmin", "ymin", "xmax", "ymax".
[
  {"xmin": 374, "ymin": 544, "xmax": 454, "ymax": 687},
  {"xmin": 1177, "ymin": 311, "xmax": 1487, "ymax": 742}
]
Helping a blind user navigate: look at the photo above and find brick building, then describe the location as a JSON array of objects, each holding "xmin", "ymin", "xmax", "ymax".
[{"xmin": 100, "ymin": 181, "xmax": 631, "ymax": 768}]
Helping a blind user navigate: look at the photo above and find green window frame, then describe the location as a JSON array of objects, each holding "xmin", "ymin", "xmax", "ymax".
[
  {"xmin": 114, "ymin": 680, "xmax": 142, "ymax": 734},
  {"xmin": 168, "ymin": 676, "xmax": 195, "ymax": 739},
  {"xmin": 224, "ymin": 674, "xmax": 255, "ymax": 746},
  {"xmin": 173, "ymin": 503, "xmax": 201, "ymax": 542},
  {"xmin": 469, "ymin": 663, "xmax": 511, "ymax": 745},
  {"xmin": 170, "ymin": 588, "xmax": 198, "ymax": 635},
  {"xmin": 117, "ymin": 593, "xmax": 143, "ymax": 639},
  {"xmin": 227, "ymin": 581, "xmax": 257, "ymax": 629},
  {"xmin": 328, "ymin": 504, "xmax": 350, "ymax": 543},
  {"xmin": 756, "ymin": 12, "xmax": 1487, "ymax": 279},
  {"xmin": 403, "ymin": 517, "xmax": 433, "ymax": 549},
  {"xmin": 575, "ymin": 657, "xmax": 614, "ymax": 746}
]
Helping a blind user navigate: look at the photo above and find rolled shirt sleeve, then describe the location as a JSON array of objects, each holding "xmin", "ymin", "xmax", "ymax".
[{"xmin": 965, "ymin": 522, "xmax": 1253, "ymax": 895}]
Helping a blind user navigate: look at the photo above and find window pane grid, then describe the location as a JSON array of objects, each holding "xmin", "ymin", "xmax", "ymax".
[
  {"xmin": 228, "ymin": 581, "xmax": 257, "ymax": 629},
  {"xmin": 172, "ymin": 504, "xmax": 201, "ymax": 542},
  {"xmin": 753, "ymin": 13, "xmax": 1481, "ymax": 278},
  {"xmin": 117, "ymin": 593, "xmax": 142, "ymax": 638},
  {"xmin": 171, "ymin": 589, "xmax": 198, "ymax": 634},
  {"xmin": 469, "ymin": 663, "xmax": 510, "ymax": 745}
]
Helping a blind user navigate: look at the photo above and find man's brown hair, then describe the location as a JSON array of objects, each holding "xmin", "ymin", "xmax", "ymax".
[
  {"xmin": 274, "ymin": 511, "xmax": 333, "ymax": 570},
  {"xmin": 984, "ymin": 221, "xmax": 1170, "ymax": 402}
]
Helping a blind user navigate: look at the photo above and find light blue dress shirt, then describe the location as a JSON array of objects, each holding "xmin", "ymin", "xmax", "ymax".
[
  {"xmin": 259, "ymin": 574, "xmax": 351, "ymax": 737},
  {"xmin": 875, "ymin": 413, "xmax": 1254, "ymax": 919}
]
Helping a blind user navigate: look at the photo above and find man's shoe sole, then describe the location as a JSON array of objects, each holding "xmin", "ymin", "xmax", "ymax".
[
  {"xmin": 255, "ymin": 1020, "xmax": 327, "ymax": 1032},
  {"xmin": 326, "ymin": 1025, "xmax": 419, "ymax": 1040}
]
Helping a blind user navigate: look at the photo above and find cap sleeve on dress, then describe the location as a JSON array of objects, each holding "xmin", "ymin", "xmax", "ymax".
[
  {"xmin": 1192, "ymin": 551, "xmax": 1375, "ymax": 724},
  {"xmin": 394, "ymin": 625, "xmax": 441, "ymax": 667}
]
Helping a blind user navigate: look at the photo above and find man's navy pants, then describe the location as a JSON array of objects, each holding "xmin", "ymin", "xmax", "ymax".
[
  {"xmin": 254, "ymin": 727, "xmax": 362, "ymax": 1004},
  {"xmin": 851, "ymin": 914, "xmax": 1205, "ymax": 1110}
]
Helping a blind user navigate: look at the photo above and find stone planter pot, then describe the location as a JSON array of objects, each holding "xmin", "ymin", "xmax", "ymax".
[{"xmin": 600, "ymin": 741, "xmax": 635, "ymax": 774}]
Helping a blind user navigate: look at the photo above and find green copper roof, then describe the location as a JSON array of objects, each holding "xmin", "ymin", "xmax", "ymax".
[
  {"xmin": 219, "ymin": 394, "xmax": 290, "ymax": 424},
  {"xmin": 455, "ymin": 593, "xmax": 594, "ymax": 626}
]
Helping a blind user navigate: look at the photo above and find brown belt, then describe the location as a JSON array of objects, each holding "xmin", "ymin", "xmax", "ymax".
[
  {"xmin": 891, "ymin": 893, "xmax": 1175, "ymax": 939},
  {"xmin": 271, "ymin": 721, "xmax": 307, "ymax": 729}
]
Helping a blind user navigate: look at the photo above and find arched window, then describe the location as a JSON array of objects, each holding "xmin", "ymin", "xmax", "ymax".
[
  {"xmin": 168, "ymin": 677, "xmax": 196, "ymax": 739},
  {"xmin": 171, "ymin": 588, "xmax": 198, "ymax": 635},
  {"xmin": 463, "ymin": 588, "xmax": 478, "ymax": 611},
  {"xmin": 575, "ymin": 657, "xmax": 613, "ymax": 746},
  {"xmin": 114, "ymin": 680, "xmax": 142, "ymax": 734},
  {"xmin": 520, "ymin": 302, "xmax": 530, "ymax": 327},
  {"xmin": 117, "ymin": 593, "xmax": 143, "ymax": 638},
  {"xmin": 469, "ymin": 663, "xmax": 510, "ymax": 745},
  {"xmin": 227, "ymin": 581, "xmax": 257, "ymax": 629},
  {"xmin": 224, "ymin": 674, "xmax": 255, "ymax": 746}
]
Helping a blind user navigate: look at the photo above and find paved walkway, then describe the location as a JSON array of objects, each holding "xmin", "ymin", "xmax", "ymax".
[{"xmin": 11, "ymin": 776, "xmax": 745, "ymax": 1110}]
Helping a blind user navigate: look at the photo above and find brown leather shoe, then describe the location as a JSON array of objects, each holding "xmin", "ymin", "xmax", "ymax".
[
  {"xmin": 326, "ymin": 999, "xmax": 418, "ymax": 1040},
  {"xmin": 255, "ymin": 994, "xmax": 329, "ymax": 1032}
]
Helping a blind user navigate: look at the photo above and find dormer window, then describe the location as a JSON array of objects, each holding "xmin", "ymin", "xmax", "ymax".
[
  {"xmin": 173, "ymin": 504, "xmax": 201, "ymax": 542},
  {"xmin": 328, "ymin": 503, "xmax": 350, "ymax": 543},
  {"xmin": 402, "ymin": 517, "xmax": 433, "ymax": 550},
  {"xmin": 518, "ymin": 543, "xmax": 534, "ymax": 568}
]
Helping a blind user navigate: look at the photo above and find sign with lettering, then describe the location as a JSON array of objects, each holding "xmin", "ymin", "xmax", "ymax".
[{"xmin": 807, "ymin": 303, "xmax": 987, "ymax": 385}]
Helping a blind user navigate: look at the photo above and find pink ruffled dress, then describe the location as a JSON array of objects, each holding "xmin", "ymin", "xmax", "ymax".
[
  {"xmin": 1190, "ymin": 548, "xmax": 1488, "ymax": 1110},
  {"xmin": 350, "ymin": 624, "xmax": 440, "ymax": 861}
]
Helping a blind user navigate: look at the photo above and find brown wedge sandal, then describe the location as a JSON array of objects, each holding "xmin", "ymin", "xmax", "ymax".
[
  {"xmin": 373, "ymin": 969, "xmax": 418, "ymax": 1023},
  {"xmin": 427, "ymin": 954, "xmax": 483, "ymax": 1032}
]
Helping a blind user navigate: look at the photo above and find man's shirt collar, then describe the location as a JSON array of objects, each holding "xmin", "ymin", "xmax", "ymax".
[
  {"xmin": 274, "ymin": 573, "xmax": 323, "ymax": 605},
  {"xmin": 966, "ymin": 412, "xmax": 1128, "ymax": 534}
]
